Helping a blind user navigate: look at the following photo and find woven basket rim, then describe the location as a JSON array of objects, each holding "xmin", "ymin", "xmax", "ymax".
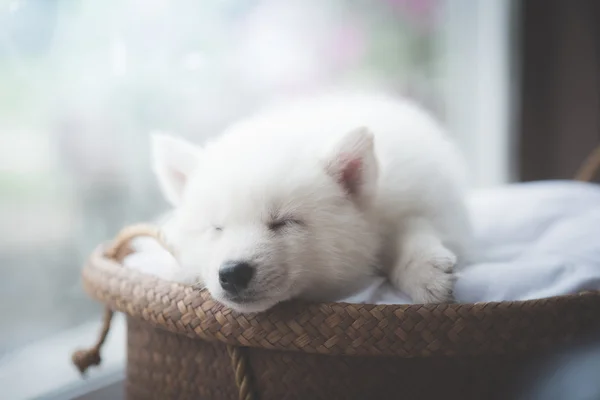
[{"xmin": 82, "ymin": 244, "xmax": 600, "ymax": 358}]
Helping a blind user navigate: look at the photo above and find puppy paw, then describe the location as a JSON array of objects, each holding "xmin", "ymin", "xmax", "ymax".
[{"xmin": 391, "ymin": 245, "xmax": 457, "ymax": 304}]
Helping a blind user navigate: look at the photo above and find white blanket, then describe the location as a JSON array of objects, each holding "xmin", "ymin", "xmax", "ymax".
[{"xmin": 126, "ymin": 180, "xmax": 600, "ymax": 305}]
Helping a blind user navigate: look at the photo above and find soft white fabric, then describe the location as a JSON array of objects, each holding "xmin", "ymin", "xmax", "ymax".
[{"xmin": 126, "ymin": 180, "xmax": 600, "ymax": 305}]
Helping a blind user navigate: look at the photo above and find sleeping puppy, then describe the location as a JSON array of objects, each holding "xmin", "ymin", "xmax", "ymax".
[{"xmin": 151, "ymin": 93, "xmax": 472, "ymax": 313}]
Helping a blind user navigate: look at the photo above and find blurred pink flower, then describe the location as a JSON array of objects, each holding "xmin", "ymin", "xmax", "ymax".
[
  {"xmin": 325, "ymin": 22, "xmax": 367, "ymax": 70},
  {"xmin": 383, "ymin": 0, "xmax": 439, "ymax": 29}
]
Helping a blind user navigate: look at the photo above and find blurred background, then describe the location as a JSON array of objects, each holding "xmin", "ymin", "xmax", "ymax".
[{"xmin": 0, "ymin": 0, "xmax": 598, "ymax": 398}]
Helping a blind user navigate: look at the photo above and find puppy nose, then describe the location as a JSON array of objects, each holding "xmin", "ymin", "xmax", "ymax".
[{"xmin": 219, "ymin": 261, "xmax": 255, "ymax": 292}]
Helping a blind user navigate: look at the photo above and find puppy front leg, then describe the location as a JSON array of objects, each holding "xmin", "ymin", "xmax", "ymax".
[
  {"xmin": 167, "ymin": 268, "xmax": 205, "ymax": 289},
  {"xmin": 133, "ymin": 255, "xmax": 205, "ymax": 289},
  {"xmin": 389, "ymin": 217, "xmax": 456, "ymax": 303}
]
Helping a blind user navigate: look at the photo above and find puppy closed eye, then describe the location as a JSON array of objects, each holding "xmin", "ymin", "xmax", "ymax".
[{"xmin": 268, "ymin": 219, "xmax": 302, "ymax": 232}]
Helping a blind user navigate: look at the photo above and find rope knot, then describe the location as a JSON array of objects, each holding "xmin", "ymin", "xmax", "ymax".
[{"xmin": 72, "ymin": 348, "xmax": 101, "ymax": 375}]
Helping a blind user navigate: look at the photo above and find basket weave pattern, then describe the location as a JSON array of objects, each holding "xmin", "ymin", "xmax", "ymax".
[{"xmin": 127, "ymin": 315, "xmax": 569, "ymax": 400}]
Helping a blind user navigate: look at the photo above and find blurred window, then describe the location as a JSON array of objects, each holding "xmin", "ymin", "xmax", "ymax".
[{"xmin": 0, "ymin": 0, "xmax": 514, "ymax": 397}]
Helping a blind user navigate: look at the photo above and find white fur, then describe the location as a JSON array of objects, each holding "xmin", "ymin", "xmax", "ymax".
[{"xmin": 152, "ymin": 93, "xmax": 472, "ymax": 312}]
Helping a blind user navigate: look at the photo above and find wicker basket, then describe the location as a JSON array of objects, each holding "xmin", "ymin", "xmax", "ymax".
[{"xmin": 73, "ymin": 147, "xmax": 600, "ymax": 400}]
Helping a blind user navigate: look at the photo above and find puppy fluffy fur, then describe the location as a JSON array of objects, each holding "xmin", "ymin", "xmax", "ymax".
[{"xmin": 152, "ymin": 93, "xmax": 472, "ymax": 313}]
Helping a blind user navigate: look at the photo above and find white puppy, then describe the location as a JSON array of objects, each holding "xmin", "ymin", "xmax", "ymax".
[{"xmin": 151, "ymin": 93, "xmax": 471, "ymax": 312}]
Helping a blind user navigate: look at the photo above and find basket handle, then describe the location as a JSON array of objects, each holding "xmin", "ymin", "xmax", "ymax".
[
  {"xmin": 71, "ymin": 224, "xmax": 165, "ymax": 375},
  {"xmin": 71, "ymin": 224, "xmax": 256, "ymax": 400},
  {"xmin": 574, "ymin": 145, "xmax": 600, "ymax": 182}
]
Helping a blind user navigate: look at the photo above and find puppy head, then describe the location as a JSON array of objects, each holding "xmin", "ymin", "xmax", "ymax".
[{"xmin": 151, "ymin": 128, "xmax": 380, "ymax": 313}]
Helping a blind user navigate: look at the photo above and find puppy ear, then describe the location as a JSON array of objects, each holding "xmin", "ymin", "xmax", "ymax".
[
  {"xmin": 151, "ymin": 133, "xmax": 201, "ymax": 206},
  {"xmin": 324, "ymin": 127, "xmax": 378, "ymax": 208}
]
